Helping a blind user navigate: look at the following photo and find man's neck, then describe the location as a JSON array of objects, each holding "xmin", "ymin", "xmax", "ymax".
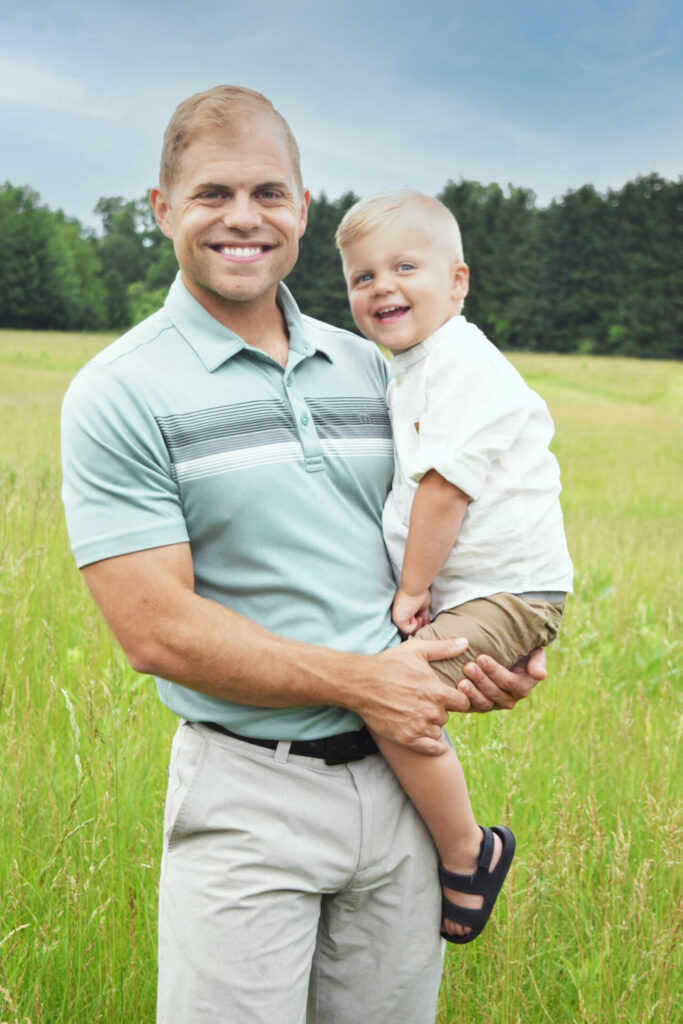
[{"xmin": 183, "ymin": 276, "xmax": 291, "ymax": 367}]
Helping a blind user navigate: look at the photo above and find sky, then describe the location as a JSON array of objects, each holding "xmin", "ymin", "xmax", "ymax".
[{"xmin": 2, "ymin": 0, "xmax": 681, "ymax": 231}]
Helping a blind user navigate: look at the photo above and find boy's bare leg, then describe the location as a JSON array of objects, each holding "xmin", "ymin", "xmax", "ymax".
[{"xmin": 371, "ymin": 732, "xmax": 502, "ymax": 937}]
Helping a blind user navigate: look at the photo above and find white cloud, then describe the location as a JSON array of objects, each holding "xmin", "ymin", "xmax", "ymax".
[{"xmin": 0, "ymin": 54, "xmax": 124, "ymax": 118}]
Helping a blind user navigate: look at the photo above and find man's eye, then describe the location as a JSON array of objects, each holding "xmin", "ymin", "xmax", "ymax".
[
  {"xmin": 199, "ymin": 191, "xmax": 226, "ymax": 202},
  {"xmin": 258, "ymin": 189, "xmax": 281, "ymax": 200}
]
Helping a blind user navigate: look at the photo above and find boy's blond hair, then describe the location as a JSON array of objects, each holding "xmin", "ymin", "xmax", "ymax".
[
  {"xmin": 335, "ymin": 189, "xmax": 464, "ymax": 263},
  {"xmin": 159, "ymin": 85, "xmax": 303, "ymax": 194}
]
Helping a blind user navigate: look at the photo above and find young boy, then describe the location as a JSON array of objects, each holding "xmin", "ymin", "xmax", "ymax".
[{"xmin": 335, "ymin": 190, "xmax": 573, "ymax": 943}]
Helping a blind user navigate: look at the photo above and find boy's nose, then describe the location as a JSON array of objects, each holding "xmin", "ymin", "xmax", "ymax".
[{"xmin": 373, "ymin": 273, "xmax": 395, "ymax": 295}]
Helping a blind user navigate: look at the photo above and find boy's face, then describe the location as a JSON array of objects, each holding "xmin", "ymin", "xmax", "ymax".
[{"xmin": 342, "ymin": 209, "xmax": 469, "ymax": 354}]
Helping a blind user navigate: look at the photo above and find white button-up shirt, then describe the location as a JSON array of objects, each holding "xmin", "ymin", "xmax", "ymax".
[{"xmin": 382, "ymin": 315, "xmax": 573, "ymax": 615}]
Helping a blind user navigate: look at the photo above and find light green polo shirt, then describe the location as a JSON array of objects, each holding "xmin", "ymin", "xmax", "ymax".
[{"xmin": 61, "ymin": 276, "xmax": 399, "ymax": 739}]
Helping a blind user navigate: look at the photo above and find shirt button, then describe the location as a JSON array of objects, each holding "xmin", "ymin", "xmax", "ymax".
[{"xmin": 300, "ymin": 412, "xmax": 310, "ymax": 426}]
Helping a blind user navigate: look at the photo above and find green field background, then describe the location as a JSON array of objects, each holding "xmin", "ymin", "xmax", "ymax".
[{"xmin": 1, "ymin": 330, "xmax": 681, "ymax": 1023}]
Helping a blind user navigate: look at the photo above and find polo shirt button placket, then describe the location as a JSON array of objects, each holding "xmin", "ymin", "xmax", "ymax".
[{"xmin": 283, "ymin": 371, "xmax": 324, "ymax": 473}]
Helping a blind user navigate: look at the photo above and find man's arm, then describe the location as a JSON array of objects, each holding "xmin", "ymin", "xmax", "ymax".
[{"xmin": 82, "ymin": 542, "xmax": 471, "ymax": 755}]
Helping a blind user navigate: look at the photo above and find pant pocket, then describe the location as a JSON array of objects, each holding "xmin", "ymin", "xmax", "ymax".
[{"xmin": 164, "ymin": 723, "xmax": 208, "ymax": 850}]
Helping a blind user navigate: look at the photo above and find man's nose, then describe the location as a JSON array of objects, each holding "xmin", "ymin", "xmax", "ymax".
[{"xmin": 223, "ymin": 195, "xmax": 262, "ymax": 232}]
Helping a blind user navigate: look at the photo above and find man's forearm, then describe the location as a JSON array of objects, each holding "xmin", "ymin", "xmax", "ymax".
[{"xmin": 131, "ymin": 585, "xmax": 365, "ymax": 711}]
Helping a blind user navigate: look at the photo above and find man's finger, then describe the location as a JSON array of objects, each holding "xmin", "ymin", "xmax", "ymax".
[
  {"xmin": 513, "ymin": 647, "xmax": 547, "ymax": 681},
  {"xmin": 444, "ymin": 687, "xmax": 472, "ymax": 713},
  {"xmin": 415, "ymin": 637, "xmax": 468, "ymax": 663},
  {"xmin": 409, "ymin": 736, "xmax": 450, "ymax": 756},
  {"xmin": 457, "ymin": 657, "xmax": 519, "ymax": 708},
  {"xmin": 456, "ymin": 677, "xmax": 503, "ymax": 711}
]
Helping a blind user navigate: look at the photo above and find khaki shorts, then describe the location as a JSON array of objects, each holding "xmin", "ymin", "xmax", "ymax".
[{"xmin": 414, "ymin": 592, "xmax": 564, "ymax": 687}]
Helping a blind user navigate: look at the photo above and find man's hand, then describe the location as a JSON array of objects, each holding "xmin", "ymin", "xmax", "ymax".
[
  {"xmin": 456, "ymin": 648, "xmax": 547, "ymax": 712},
  {"xmin": 391, "ymin": 586, "xmax": 431, "ymax": 636},
  {"xmin": 354, "ymin": 638, "xmax": 472, "ymax": 755}
]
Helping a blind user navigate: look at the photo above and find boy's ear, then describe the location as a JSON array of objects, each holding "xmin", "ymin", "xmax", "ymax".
[{"xmin": 452, "ymin": 261, "xmax": 470, "ymax": 302}]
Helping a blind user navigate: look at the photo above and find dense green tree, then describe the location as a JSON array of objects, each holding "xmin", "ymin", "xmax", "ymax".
[
  {"xmin": 439, "ymin": 180, "xmax": 538, "ymax": 348},
  {"xmin": 286, "ymin": 192, "xmax": 358, "ymax": 331},
  {"xmin": 0, "ymin": 183, "xmax": 106, "ymax": 330},
  {"xmin": 0, "ymin": 176, "xmax": 680, "ymax": 358},
  {"xmin": 93, "ymin": 196, "xmax": 176, "ymax": 327}
]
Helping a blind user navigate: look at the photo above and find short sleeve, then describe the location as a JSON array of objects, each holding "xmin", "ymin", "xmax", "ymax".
[
  {"xmin": 407, "ymin": 328, "xmax": 535, "ymax": 500},
  {"xmin": 61, "ymin": 364, "xmax": 189, "ymax": 568}
]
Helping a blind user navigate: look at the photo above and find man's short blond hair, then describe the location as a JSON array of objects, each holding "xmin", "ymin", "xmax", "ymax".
[
  {"xmin": 159, "ymin": 85, "xmax": 303, "ymax": 194},
  {"xmin": 335, "ymin": 189, "xmax": 464, "ymax": 263}
]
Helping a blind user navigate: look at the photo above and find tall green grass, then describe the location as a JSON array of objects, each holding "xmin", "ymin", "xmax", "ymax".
[{"xmin": 1, "ymin": 333, "xmax": 681, "ymax": 1023}]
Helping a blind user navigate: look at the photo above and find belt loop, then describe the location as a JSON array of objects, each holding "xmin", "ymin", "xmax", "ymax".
[{"xmin": 274, "ymin": 741, "xmax": 292, "ymax": 764}]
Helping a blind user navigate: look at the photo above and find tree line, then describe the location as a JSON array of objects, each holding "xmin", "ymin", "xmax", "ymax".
[{"xmin": 1, "ymin": 175, "xmax": 681, "ymax": 358}]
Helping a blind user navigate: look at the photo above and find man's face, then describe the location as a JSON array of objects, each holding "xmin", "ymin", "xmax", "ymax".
[
  {"xmin": 342, "ymin": 209, "xmax": 468, "ymax": 354},
  {"xmin": 151, "ymin": 116, "xmax": 309, "ymax": 325}
]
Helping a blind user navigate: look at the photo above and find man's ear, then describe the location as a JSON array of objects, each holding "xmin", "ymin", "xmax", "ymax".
[
  {"xmin": 150, "ymin": 188, "xmax": 174, "ymax": 240},
  {"xmin": 298, "ymin": 189, "xmax": 311, "ymax": 239}
]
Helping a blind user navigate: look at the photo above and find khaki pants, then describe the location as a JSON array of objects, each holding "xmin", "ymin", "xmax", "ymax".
[
  {"xmin": 157, "ymin": 722, "xmax": 445, "ymax": 1024},
  {"xmin": 416, "ymin": 592, "xmax": 564, "ymax": 686}
]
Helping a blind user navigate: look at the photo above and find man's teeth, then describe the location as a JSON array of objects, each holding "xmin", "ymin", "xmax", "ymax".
[{"xmin": 217, "ymin": 246, "xmax": 263, "ymax": 256}]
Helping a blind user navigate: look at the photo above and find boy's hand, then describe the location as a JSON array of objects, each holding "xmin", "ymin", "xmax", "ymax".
[{"xmin": 392, "ymin": 586, "xmax": 431, "ymax": 635}]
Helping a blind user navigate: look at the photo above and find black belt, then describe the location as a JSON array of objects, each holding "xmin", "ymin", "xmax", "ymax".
[{"xmin": 200, "ymin": 722, "xmax": 379, "ymax": 766}]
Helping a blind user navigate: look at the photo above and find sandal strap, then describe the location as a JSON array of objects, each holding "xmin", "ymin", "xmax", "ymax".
[
  {"xmin": 438, "ymin": 862, "xmax": 480, "ymax": 894},
  {"xmin": 478, "ymin": 827, "xmax": 494, "ymax": 871},
  {"xmin": 438, "ymin": 827, "xmax": 495, "ymax": 894}
]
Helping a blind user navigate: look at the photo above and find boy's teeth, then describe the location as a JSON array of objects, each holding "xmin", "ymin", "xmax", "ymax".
[{"xmin": 376, "ymin": 306, "xmax": 406, "ymax": 318}]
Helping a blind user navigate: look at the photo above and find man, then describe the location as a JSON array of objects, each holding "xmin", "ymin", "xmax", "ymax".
[{"xmin": 61, "ymin": 86, "xmax": 548, "ymax": 1024}]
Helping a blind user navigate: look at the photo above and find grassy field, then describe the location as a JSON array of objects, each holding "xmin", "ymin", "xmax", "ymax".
[{"xmin": 0, "ymin": 329, "xmax": 681, "ymax": 1023}]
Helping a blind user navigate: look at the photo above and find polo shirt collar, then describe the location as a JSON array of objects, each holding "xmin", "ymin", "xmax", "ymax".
[
  {"xmin": 388, "ymin": 314, "xmax": 465, "ymax": 378},
  {"xmin": 163, "ymin": 273, "xmax": 334, "ymax": 371}
]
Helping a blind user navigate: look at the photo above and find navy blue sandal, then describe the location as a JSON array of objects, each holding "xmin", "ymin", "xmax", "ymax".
[{"xmin": 439, "ymin": 825, "xmax": 516, "ymax": 943}]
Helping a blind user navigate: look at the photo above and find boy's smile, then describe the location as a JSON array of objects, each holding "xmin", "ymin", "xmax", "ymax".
[{"xmin": 342, "ymin": 208, "xmax": 469, "ymax": 354}]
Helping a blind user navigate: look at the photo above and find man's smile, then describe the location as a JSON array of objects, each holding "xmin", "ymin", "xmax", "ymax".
[{"xmin": 209, "ymin": 243, "xmax": 274, "ymax": 262}]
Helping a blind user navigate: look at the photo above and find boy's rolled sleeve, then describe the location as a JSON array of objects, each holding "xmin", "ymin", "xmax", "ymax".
[
  {"xmin": 61, "ymin": 365, "xmax": 189, "ymax": 568},
  {"xmin": 406, "ymin": 339, "xmax": 531, "ymax": 499}
]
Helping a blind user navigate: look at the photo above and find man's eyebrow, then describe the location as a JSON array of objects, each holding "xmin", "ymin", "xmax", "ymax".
[
  {"xmin": 190, "ymin": 180, "xmax": 292, "ymax": 193},
  {"xmin": 254, "ymin": 180, "xmax": 291, "ymax": 192},
  {"xmin": 192, "ymin": 181, "xmax": 231, "ymax": 192}
]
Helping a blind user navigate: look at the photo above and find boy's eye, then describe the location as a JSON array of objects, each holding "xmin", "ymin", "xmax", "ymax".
[
  {"xmin": 354, "ymin": 273, "xmax": 373, "ymax": 285},
  {"xmin": 397, "ymin": 262, "xmax": 415, "ymax": 272}
]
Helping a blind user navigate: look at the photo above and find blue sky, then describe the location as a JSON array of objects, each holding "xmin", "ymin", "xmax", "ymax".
[{"xmin": 2, "ymin": 0, "xmax": 681, "ymax": 230}]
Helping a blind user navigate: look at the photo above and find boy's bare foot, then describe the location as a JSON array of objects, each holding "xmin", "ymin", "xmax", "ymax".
[{"xmin": 440, "ymin": 827, "xmax": 503, "ymax": 937}]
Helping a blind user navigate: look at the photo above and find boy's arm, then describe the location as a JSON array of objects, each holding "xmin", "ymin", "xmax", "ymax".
[{"xmin": 393, "ymin": 469, "xmax": 469, "ymax": 634}]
